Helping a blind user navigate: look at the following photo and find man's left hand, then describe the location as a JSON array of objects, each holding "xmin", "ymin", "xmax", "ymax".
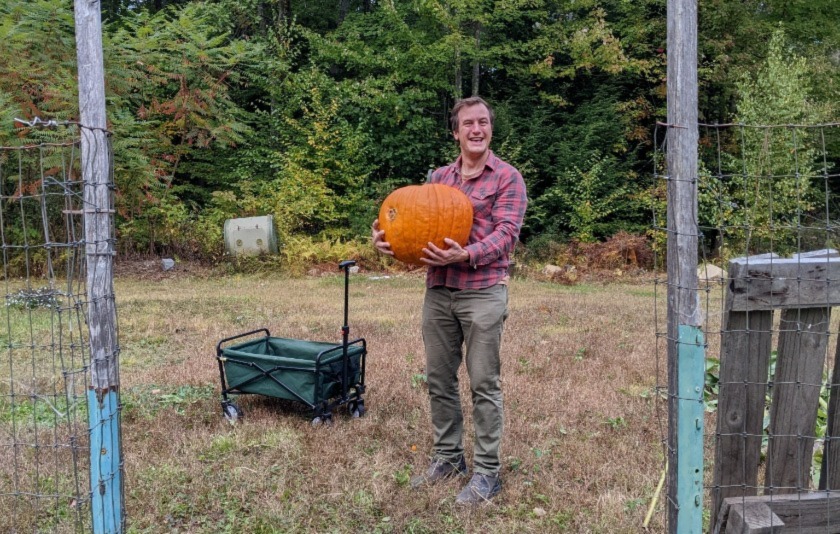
[{"xmin": 421, "ymin": 238, "xmax": 469, "ymax": 266}]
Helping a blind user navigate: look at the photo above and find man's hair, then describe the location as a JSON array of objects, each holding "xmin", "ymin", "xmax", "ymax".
[{"xmin": 449, "ymin": 96, "xmax": 495, "ymax": 133}]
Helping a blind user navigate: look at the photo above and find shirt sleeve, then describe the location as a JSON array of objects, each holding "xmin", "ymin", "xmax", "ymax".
[{"xmin": 464, "ymin": 169, "xmax": 528, "ymax": 268}]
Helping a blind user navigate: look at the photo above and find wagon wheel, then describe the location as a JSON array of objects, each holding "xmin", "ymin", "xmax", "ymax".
[
  {"xmin": 222, "ymin": 401, "xmax": 243, "ymax": 423},
  {"xmin": 349, "ymin": 399, "xmax": 366, "ymax": 418},
  {"xmin": 312, "ymin": 412, "xmax": 333, "ymax": 427}
]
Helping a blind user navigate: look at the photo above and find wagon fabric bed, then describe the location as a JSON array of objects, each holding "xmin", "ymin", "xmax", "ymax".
[{"xmin": 215, "ymin": 260, "xmax": 367, "ymax": 424}]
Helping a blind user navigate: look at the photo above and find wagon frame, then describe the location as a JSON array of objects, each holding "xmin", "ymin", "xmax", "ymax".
[{"xmin": 215, "ymin": 260, "xmax": 367, "ymax": 424}]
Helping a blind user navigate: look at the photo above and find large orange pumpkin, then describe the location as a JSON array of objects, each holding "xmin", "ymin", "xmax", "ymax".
[{"xmin": 378, "ymin": 183, "xmax": 473, "ymax": 265}]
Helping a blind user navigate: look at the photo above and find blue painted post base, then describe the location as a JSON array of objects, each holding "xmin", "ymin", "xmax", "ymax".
[
  {"xmin": 676, "ymin": 325, "xmax": 705, "ymax": 533},
  {"xmin": 89, "ymin": 389, "xmax": 123, "ymax": 534}
]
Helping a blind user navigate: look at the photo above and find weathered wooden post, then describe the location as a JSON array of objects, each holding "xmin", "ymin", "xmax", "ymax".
[
  {"xmin": 666, "ymin": 0, "xmax": 702, "ymax": 531},
  {"xmin": 75, "ymin": 1, "xmax": 123, "ymax": 532}
]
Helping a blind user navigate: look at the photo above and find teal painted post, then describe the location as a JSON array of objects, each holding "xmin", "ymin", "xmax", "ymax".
[
  {"xmin": 89, "ymin": 389, "xmax": 122, "ymax": 533},
  {"xmin": 676, "ymin": 325, "xmax": 705, "ymax": 533}
]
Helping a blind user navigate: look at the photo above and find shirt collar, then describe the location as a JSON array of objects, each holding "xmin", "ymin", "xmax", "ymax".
[{"xmin": 453, "ymin": 151, "xmax": 498, "ymax": 175}]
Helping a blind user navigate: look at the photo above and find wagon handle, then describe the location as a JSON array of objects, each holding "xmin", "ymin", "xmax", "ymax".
[
  {"xmin": 216, "ymin": 328, "xmax": 270, "ymax": 355},
  {"xmin": 338, "ymin": 260, "xmax": 356, "ymax": 400},
  {"xmin": 338, "ymin": 260, "xmax": 355, "ymax": 332}
]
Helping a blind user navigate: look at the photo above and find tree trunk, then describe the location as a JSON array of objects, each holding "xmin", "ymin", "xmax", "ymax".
[
  {"xmin": 338, "ymin": 0, "xmax": 351, "ymax": 23},
  {"xmin": 454, "ymin": 46, "xmax": 462, "ymax": 100},
  {"xmin": 278, "ymin": 0, "xmax": 292, "ymax": 28},
  {"xmin": 471, "ymin": 23, "xmax": 481, "ymax": 96}
]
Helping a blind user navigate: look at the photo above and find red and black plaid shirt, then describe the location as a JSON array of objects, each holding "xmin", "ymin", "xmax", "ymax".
[{"xmin": 426, "ymin": 151, "xmax": 528, "ymax": 290}]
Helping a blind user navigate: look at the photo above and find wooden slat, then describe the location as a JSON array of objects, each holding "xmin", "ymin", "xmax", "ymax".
[
  {"xmin": 820, "ymin": 334, "xmax": 840, "ymax": 490},
  {"xmin": 812, "ymin": 250, "xmax": 840, "ymax": 486},
  {"xmin": 766, "ymin": 307, "xmax": 831, "ymax": 495},
  {"xmin": 724, "ymin": 501, "xmax": 782, "ymax": 534},
  {"xmin": 794, "ymin": 250, "xmax": 840, "ymax": 260},
  {"xmin": 718, "ymin": 493, "xmax": 840, "ymax": 533},
  {"xmin": 712, "ymin": 310, "xmax": 774, "ymax": 528},
  {"xmin": 728, "ymin": 257, "xmax": 840, "ymax": 311}
]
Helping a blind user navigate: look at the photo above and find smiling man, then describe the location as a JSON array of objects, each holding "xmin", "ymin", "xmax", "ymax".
[{"xmin": 372, "ymin": 96, "xmax": 528, "ymax": 505}]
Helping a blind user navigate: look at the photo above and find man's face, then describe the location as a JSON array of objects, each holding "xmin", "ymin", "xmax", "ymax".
[{"xmin": 453, "ymin": 103, "xmax": 493, "ymax": 158}]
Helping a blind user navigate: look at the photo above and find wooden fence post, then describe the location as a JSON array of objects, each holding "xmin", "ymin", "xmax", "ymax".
[
  {"xmin": 666, "ymin": 0, "xmax": 702, "ymax": 531},
  {"xmin": 75, "ymin": 1, "xmax": 123, "ymax": 532}
]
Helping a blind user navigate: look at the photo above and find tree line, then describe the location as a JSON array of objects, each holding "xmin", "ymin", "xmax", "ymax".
[{"xmin": 0, "ymin": 0, "xmax": 837, "ymax": 260}]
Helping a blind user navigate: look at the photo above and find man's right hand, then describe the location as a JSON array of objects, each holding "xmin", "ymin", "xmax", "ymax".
[{"xmin": 371, "ymin": 219, "xmax": 394, "ymax": 256}]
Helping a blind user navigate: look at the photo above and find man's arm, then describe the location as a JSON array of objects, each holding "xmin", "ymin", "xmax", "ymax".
[{"xmin": 462, "ymin": 171, "xmax": 528, "ymax": 267}]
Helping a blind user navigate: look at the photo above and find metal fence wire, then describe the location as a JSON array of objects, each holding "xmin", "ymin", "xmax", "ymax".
[
  {"xmin": 0, "ymin": 123, "xmax": 121, "ymax": 533},
  {"xmin": 655, "ymin": 122, "xmax": 840, "ymax": 533}
]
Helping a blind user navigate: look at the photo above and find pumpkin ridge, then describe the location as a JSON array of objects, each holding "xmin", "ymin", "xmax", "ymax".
[{"xmin": 430, "ymin": 183, "xmax": 443, "ymax": 254}]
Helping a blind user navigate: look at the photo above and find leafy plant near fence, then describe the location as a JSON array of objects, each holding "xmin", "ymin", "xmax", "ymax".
[{"xmin": 5, "ymin": 287, "xmax": 65, "ymax": 310}]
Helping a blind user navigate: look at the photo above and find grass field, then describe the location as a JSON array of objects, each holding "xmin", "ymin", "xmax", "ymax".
[
  {"xmin": 2, "ymin": 266, "xmax": 670, "ymax": 533},
  {"xmin": 110, "ymin": 267, "xmax": 667, "ymax": 533}
]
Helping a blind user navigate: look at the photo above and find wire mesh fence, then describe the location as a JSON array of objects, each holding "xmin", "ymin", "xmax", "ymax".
[
  {"xmin": 0, "ymin": 124, "xmax": 120, "ymax": 533},
  {"xmin": 655, "ymin": 122, "xmax": 840, "ymax": 532}
]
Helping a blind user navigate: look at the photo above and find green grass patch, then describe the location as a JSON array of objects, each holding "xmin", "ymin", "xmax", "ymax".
[
  {"xmin": 122, "ymin": 384, "xmax": 216, "ymax": 419},
  {"xmin": 0, "ymin": 392, "xmax": 86, "ymax": 428}
]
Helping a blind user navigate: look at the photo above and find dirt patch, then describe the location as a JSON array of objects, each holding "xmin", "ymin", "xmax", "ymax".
[{"xmin": 114, "ymin": 258, "xmax": 215, "ymax": 281}]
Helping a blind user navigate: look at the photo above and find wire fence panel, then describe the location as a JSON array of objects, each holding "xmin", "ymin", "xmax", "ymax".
[
  {"xmin": 0, "ymin": 124, "xmax": 120, "ymax": 533},
  {"xmin": 656, "ymin": 122, "xmax": 840, "ymax": 533}
]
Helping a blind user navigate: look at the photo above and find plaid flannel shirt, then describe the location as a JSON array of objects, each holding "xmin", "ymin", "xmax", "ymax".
[{"xmin": 426, "ymin": 151, "xmax": 528, "ymax": 290}]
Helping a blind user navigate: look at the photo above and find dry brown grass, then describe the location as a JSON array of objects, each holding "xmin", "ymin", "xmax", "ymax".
[
  {"xmin": 108, "ymin": 267, "xmax": 667, "ymax": 533},
  {"xmin": 2, "ymin": 265, "xmax": 668, "ymax": 533}
]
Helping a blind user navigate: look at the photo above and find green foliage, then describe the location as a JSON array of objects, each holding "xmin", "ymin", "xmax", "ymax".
[
  {"xmin": 0, "ymin": 0, "xmax": 78, "ymax": 142},
  {"xmin": 699, "ymin": 29, "xmax": 829, "ymax": 257},
  {"xmin": 265, "ymin": 76, "xmax": 373, "ymax": 238},
  {"xmin": 699, "ymin": 1, "xmax": 840, "ymax": 123},
  {"xmin": 278, "ymin": 235, "xmax": 376, "ymax": 274},
  {"xmin": 0, "ymin": 0, "xmax": 837, "ymax": 259},
  {"xmin": 393, "ymin": 465, "xmax": 412, "ymax": 487},
  {"xmin": 410, "ymin": 373, "xmax": 427, "ymax": 389},
  {"xmin": 533, "ymin": 154, "xmax": 629, "ymax": 242},
  {"xmin": 105, "ymin": 4, "xmax": 258, "ymax": 247},
  {"xmin": 305, "ymin": 6, "xmax": 453, "ymax": 179}
]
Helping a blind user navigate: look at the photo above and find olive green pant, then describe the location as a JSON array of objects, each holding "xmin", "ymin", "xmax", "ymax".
[{"xmin": 421, "ymin": 284, "xmax": 508, "ymax": 475}]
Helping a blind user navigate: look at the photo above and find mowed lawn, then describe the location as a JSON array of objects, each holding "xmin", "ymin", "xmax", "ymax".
[{"xmin": 115, "ymin": 268, "xmax": 666, "ymax": 533}]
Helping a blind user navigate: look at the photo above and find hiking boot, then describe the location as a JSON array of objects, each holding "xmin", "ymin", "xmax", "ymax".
[
  {"xmin": 409, "ymin": 457, "xmax": 468, "ymax": 488},
  {"xmin": 455, "ymin": 473, "xmax": 501, "ymax": 505}
]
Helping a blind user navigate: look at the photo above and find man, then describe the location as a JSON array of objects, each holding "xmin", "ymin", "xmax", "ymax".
[{"xmin": 372, "ymin": 96, "xmax": 528, "ymax": 505}]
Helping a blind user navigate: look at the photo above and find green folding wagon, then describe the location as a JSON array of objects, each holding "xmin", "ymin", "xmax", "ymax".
[{"xmin": 215, "ymin": 260, "xmax": 367, "ymax": 424}]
